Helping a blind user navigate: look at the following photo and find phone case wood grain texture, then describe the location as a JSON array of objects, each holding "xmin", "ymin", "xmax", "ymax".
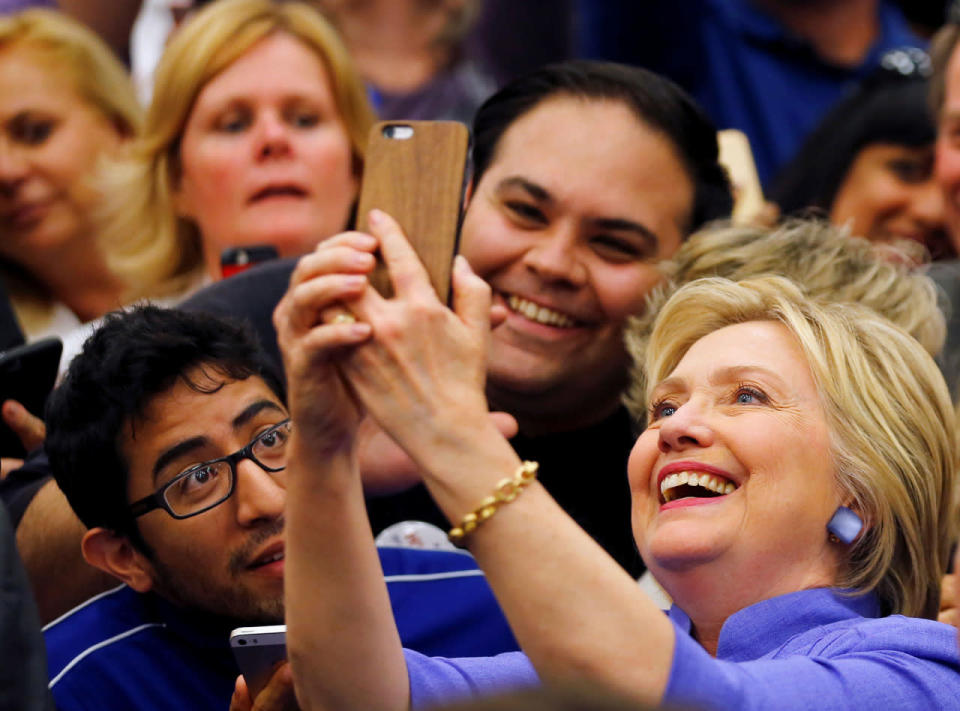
[{"xmin": 357, "ymin": 121, "xmax": 469, "ymax": 302}]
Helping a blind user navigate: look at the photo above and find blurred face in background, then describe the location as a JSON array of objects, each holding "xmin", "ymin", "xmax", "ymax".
[
  {"xmin": 174, "ymin": 32, "xmax": 359, "ymax": 277},
  {"xmin": 0, "ymin": 46, "xmax": 124, "ymax": 262},
  {"xmin": 831, "ymin": 142, "xmax": 950, "ymax": 260},
  {"xmin": 935, "ymin": 42, "xmax": 960, "ymax": 256}
]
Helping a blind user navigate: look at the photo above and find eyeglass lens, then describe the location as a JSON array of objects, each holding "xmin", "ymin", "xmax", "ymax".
[{"xmin": 163, "ymin": 422, "xmax": 291, "ymax": 517}]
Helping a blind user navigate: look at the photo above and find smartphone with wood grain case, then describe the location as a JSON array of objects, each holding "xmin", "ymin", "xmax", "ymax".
[{"xmin": 356, "ymin": 121, "xmax": 469, "ymax": 303}]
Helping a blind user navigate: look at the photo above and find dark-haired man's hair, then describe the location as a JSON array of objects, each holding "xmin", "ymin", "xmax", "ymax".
[
  {"xmin": 471, "ymin": 59, "xmax": 733, "ymax": 234},
  {"xmin": 45, "ymin": 305, "xmax": 284, "ymax": 553}
]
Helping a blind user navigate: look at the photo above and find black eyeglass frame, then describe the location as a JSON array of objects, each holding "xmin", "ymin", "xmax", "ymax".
[{"xmin": 128, "ymin": 419, "xmax": 291, "ymax": 520}]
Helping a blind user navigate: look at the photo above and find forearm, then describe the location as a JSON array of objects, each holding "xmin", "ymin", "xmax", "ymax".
[
  {"xmin": 411, "ymin": 425, "xmax": 675, "ymax": 704},
  {"xmin": 284, "ymin": 434, "xmax": 409, "ymax": 711},
  {"xmin": 16, "ymin": 480, "xmax": 117, "ymax": 624}
]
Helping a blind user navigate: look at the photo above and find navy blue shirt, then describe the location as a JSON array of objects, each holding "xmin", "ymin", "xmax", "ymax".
[
  {"xmin": 45, "ymin": 547, "xmax": 518, "ymax": 711},
  {"xmin": 577, "ymin": 0, "xmax": 923, "ymax": 186}
]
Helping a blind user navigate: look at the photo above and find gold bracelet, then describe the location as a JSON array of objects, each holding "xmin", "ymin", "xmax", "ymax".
[{"xmin": 448, "ymin": 461, "xmax": 539, "ymax": 546}]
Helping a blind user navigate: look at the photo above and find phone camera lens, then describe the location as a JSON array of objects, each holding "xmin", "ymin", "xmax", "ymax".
[
  {"xmin": 238, "ymin": 639, "xmax": 246, "ymax": 646},
  {"xmin": 383, "ymin": 124, "xmax": 414, "ymax": 140}
]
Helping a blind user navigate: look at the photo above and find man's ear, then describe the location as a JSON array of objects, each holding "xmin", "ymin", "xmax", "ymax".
[{"xmin": 81, "ymin": 527, "xmax": 154, "ymax": 593}]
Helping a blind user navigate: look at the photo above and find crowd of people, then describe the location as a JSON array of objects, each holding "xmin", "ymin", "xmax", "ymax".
[{"xmin": 1, "ymin": 1, "xmax": 960, "ymax": 710}]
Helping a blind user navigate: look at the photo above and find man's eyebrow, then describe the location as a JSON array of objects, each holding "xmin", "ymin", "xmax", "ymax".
[
  {"xmin": 495, "ymin": 176, "xmax": 553, "ymax": 204},
  {"xmin": 151, "ymin": 400, "xmax": 285, "ymax": 481},
  {"xmin": 232, "ymin": 399, "xmax": 285, "ymax": 429},
  {"xmin": 590, "ymin": 217, "xmax": 660, "ymax": 253},
  {"xmin": 153, "ymin": 436, "xmax": 209, "ymax": 482}
]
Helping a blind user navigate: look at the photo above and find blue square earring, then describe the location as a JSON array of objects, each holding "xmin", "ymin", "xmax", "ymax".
[{"xmin": 827, "ymin": 506, "xmax": 863, "ymax": 545}]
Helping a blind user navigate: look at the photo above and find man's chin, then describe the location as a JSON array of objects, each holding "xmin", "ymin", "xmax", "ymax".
[{"xmin": 149, "ymin": 574, "xmax": 284, "ymax": 627}]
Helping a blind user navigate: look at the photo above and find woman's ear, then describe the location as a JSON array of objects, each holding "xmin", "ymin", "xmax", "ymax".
[{"xmin": 81, "ymin": 527, "xmax": 155, "ymax": 593}]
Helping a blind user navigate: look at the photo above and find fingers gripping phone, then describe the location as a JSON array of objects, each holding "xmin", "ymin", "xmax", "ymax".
[
  {"xmin": 356, "ymin": 121, "xmax": 469, "ymax": 303},
  {"xmin": 230, "ymin": 625, "xmax": 287, "ymax": 700}
]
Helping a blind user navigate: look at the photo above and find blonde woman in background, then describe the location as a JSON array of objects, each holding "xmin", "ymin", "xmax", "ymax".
[
  {"xmin": 98, "ymin": 0, "xmax": 374, "ymax": 300},
  {"xmin": 0, "ymin": 9, "xmax": 141, "ymax": 341},
  {"xmin": 0, "ymin": 9, "xmax": 142, "ymax": 465},
  {"xmin": 4, "ymin": 0, "xmax": 373, "ymax": 624}
]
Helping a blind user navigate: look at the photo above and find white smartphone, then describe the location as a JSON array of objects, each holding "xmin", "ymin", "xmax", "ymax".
[{"xmin": 229, "ymin": 625, "xmax": 287, "ymax": 699}]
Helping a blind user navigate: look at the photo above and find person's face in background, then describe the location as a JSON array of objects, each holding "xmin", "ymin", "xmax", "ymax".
[
  {"xmin": 459, "ymin": 96, "xmax": 692, "ymax": 423},
  {"xmin": 830, "ymin": 142, "xmax": 951, "ymax": 260},
  {"xmin": 0, "ymin": 46, "xmax": 124, "ymax": 262},
  {"xmin": 935, "ymin": 42, "xmax": 960, "ymax": 255},
  {"xmin": 174, "ymin": 32, "xmax": 358, "ymax": 278}
]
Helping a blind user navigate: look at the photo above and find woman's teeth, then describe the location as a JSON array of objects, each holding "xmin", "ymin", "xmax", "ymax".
[
  {"xmin": 507, "ymin": 295, "xmax": 575, "ymax": 327},
  {"xmin": 660, "ymin": 472, "xmax": 736, "ymax": 503}
]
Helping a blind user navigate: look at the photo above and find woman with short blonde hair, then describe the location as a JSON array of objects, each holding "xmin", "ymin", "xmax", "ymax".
[
  {"xmin": 275, "ymin": 208, "xmax": 960, "ymax": 709},
  {"xmin": 624, "ymin": 219, "xmax": 947, "ymax": 423},
  {"xmin": 644, "ymin": 275, "xmax": 956, "ymax": 620},
  {"xmin": 99, "ymin": 0, "xmax": 374, "ymax": 299}
]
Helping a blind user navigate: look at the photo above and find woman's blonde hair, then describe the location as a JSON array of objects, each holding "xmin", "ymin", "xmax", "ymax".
[
  {"xmin": 645, "ymin": 275, "xmax": 957, "ymax": 619},
  {"xmin": 625, "ymin": 219, "xmax": 946, "ymax": 423},
  {"xmin": 0, "ymin": 9, "xmax": 142, "ymax": 138},
  {"xmin": 0, "ymin": 9, "xmax": 142, "ymax": 334},
  {"xmin": 99, "ymin": 0, "xmax": 375, "ymax": 299}
]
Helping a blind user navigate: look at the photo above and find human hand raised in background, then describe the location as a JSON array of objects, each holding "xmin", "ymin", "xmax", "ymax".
[{"xmin": 0, "ymin": 399, "xmax": 45, "ymax": 478}]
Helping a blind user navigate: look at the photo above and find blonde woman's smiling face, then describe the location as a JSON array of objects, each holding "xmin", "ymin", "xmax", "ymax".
[{"xmin": 629, "ymin": 320, "xmax": 842, "ymax": 601}]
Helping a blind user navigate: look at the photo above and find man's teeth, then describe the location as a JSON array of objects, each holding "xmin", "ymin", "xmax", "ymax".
[
  {"xmin": 255, "ymin": 551, "xmax": 284, "ymax": 566},
  {"xmin": 507, "ymin": 295, "xmax": 575, "ymax": 327},
  {"xmin": 660, "ymin": 472, "xmax": 736, "ymax": 503}
]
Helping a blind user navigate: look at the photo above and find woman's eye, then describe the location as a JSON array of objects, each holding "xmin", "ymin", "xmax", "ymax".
[
  {"xmin": 288, "ymin": 110, "xmax": 320, "ymax": 128},
  {"xmin": 10, "ymin": 117, "xmax": 55, "ymax": 146},
  {"xmin": 734, "ymin": 386, "xmax": 767, "ymax": 405},
  {"xmin": 216, "ymin": 112, "xmax": 250, "ymax": 133},
  {"xmin": 650, "ymin": 400, "xmax": 677, "ymax": 420},
  {"xmin": 888, "ymin": 158, "xmax": 930, "ymax": 184}
]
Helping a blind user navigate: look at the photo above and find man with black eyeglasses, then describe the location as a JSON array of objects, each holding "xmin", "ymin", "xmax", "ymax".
[{"xmin": 41, "ymin": 306, "xmax": 517, "ymax": 711}]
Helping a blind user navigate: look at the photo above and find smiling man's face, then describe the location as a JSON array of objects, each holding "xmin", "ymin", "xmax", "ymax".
[
  {"xmin": 121, "ymin": 367, "xmax": 288, "ymax": 624},
  {"xmin": 459, "ymin": 96, "xmax": 692, "ymax": 423}
]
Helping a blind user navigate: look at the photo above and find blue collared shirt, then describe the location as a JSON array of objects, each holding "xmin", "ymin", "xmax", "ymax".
[{"xmin": 405, "ymin": 587, "xmax": 960, "ymax": 710}]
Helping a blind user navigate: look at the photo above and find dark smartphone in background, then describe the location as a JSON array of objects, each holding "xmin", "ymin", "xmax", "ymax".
[
  {"xmin": 356, "ymin": 121, "xmax": 469, "ymax": 303},
  {"xmin": 220, "ymin": 246, "xmax": 280, "ymax": 279},
  {"xmin": 0, "ymin": 337, "xmax": 61, "ymax": 458}
]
